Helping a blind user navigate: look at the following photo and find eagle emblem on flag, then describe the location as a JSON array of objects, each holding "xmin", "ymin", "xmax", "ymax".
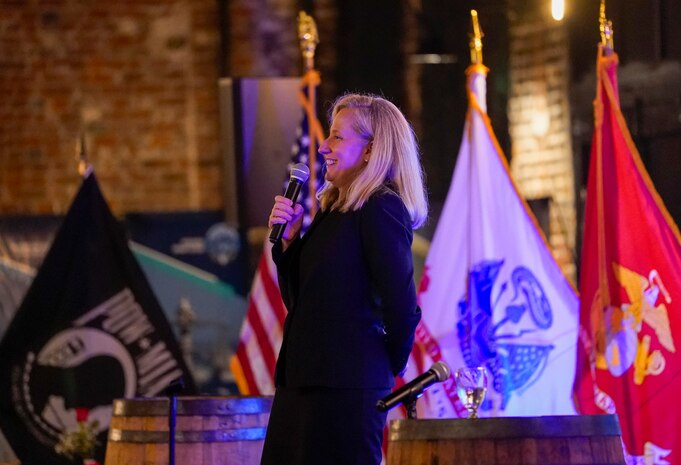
[
  {"xmin": 457, "ymin": 259, "xmax": 555, "ymax": 409},
  {"xmin": 592, "ymin": 263, "xmax": 676, "ymax": 385}
]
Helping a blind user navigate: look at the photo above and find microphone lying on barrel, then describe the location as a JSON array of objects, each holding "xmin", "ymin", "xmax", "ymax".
[{"xmin": 376, "ymin": 361, "xmax": 451, "ymax": 412}]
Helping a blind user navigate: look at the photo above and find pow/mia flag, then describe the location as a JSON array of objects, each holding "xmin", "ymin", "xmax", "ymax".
[{"xmin": 0, "ymin": 172, "xmax": 195, "ymax": 464}]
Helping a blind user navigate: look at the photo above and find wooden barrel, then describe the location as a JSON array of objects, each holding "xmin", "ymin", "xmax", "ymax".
[
  {"xmin": 104, "ymin": 396, "xmax": 272, "ymax": 465},
  {"xmin": 387, "ymin": 415, "xmax": 626, "ymax": 465}
]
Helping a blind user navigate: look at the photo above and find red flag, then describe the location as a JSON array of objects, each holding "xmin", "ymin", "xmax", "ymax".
[{"xmin": 574, "ymin": 45, "xmax": 681, "ymax": 464}]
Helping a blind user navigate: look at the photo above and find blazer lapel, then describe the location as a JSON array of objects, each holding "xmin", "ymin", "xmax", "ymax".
[{"xmin": 300, "ymin": 207, "xmax": 328, "ymax": 246}]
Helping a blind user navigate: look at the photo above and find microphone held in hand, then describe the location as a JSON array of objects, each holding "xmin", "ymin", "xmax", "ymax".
[
  {"xmin": 269, "ymin": 163, "xmax": 311, "ymax": 244},
  {"xmin": 376, "ymin": 361, "xmax": 451, "ymax": 412}
]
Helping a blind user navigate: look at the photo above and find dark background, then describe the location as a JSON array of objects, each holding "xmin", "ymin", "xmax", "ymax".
[{"xmin": 296, "ymin": 0, "xmax": 681, "ymax": 249}]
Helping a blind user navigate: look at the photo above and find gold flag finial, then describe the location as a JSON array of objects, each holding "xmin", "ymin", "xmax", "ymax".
[
  {"xmin": 469, "ymin": 10, "xmax": 484, "ymax": 65},
  {"xmin": 599, "ymin": 0, "xmax": 614, "ymax": 52},
  {"xmin": 76, "ymin": 131, "xmax": 93, "ymax": 178},
  {"xmin": 297, "ymin": 11, "xmax": 319, "ymax": 71}
]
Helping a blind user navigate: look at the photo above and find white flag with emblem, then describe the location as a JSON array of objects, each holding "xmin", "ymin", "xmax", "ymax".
[{"xmin": 409, "ymin": 63, "xmax": 579, "ymax": 418}]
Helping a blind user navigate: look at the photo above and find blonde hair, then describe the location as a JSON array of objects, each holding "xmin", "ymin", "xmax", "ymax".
[{"xmin": 317, "ymin": 93, "xmax": 428, "ymax": 229}]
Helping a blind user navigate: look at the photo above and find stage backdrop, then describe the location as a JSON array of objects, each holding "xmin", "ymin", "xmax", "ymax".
[{"xmin": 219, "ymin": 77, "xmax": 302, "ymax": 230}]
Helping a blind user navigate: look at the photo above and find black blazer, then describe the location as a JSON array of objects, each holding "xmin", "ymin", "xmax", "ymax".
[{"xmin": 272, "ymin": 189, "xmax": 421, "ymax": 389}]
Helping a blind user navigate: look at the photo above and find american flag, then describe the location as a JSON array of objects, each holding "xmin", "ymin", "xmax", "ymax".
[{"xmin": 231, "ymin": 73, "xmax": 324, "ymax": 395}]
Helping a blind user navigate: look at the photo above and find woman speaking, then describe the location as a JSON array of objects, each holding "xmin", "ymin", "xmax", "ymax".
[{"xmin": 262, "ymin": 93, "xmax": 428, "ymax": 465}]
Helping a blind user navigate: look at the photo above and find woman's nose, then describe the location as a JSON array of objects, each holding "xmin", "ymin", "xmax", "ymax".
[{"xmin": 318, "ymin": 138, "xmax": 330, "ymax": 154}]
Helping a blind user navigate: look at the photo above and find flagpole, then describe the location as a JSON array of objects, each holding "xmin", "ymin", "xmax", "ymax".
[
  {"xmin": 465, "ymin": 10, "xmax": 485, "ymax": 300},
  {"xmin": 595, "ymin": 1, "xmax": 614, "ymax": 310},
  {"xmin": 297, "ymin": 11, "xmax": 320, "ymax": 218}
]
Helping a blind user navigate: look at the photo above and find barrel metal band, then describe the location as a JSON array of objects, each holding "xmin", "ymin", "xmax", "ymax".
[{"xmin": 112, "ymin": 397, "xmax": 273, "ymax": 416}]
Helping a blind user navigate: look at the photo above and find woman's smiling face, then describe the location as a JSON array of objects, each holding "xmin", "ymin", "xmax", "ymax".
[{"xmin": 319, "ymin": 108, "xmax": 371, "ymax": 187}]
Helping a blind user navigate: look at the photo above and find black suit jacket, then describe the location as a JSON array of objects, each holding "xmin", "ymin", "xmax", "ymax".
[{"xmin": 272, "ymin": 189, "xmax": 421, "ymax": 389}]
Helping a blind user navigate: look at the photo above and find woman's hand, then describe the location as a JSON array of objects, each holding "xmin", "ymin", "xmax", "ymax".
[{"xmin": 268, "ymin": 195, "xmax": 304, "ymax": 249}]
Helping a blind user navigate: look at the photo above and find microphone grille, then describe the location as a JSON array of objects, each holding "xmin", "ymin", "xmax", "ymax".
[
  {"xmin": 290, "ymin": 163, "xmax": 310, "ymax": 183},
  {"xmin": 430, "ymin": 361, "xmax": 451, "ymax": 382}
]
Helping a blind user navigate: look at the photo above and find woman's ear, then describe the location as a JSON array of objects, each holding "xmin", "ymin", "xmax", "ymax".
[
  {"xmin": 364, "ymin": 141, "xmax": 373, "ymax": 157},
  {"xmin": 363, "ymin": 142, "xmax": 373, "ymax": 163}
]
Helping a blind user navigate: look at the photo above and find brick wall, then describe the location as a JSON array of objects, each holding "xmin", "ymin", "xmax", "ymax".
[
  {"xmin": 1, "ymin": 0, "xmax": 577, "ymax": 272},
  {"xmin": 227, "ymin": 0, "xmax": 299, "ymax": 77},
  {"xmin": 0, "ymin": 0, "xmax": 339, "ymax": 216},
  {"xmin": 1, "ymin": 0, "xmax": 223, "ymax": 215},
  {"xmin": 508, "ymin": 0, "xmax": 577, "ymax": 282}
]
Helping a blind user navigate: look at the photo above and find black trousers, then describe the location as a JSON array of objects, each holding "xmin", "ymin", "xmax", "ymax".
[{"xmin": 260, "ymin": 385, "xmax": 390, "ymax": 465}]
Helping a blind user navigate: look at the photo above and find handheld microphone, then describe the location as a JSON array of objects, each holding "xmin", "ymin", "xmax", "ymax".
[
  {"xmin": 269, "ymin": 163, "xmax": 311, "ymax": 244},
  {"xmin": 376, "ymin": 361, "xmax": 450, "ymax": 412}
]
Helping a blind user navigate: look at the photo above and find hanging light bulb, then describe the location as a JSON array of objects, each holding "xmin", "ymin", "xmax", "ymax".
[{"xmin": 552, "ymin": 0, "xmax": 565, "ymax": 21}]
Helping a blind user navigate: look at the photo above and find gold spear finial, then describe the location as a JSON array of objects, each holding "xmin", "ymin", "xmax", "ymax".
[
  {"xmin": 599, "ymin": 0, "xmax": 614, "ymax": 52},
  {"xmin": 297, "ymin": 11, "xmax": 319, "ymax": 71},
  {"xmin": 76, "ymin": 131, "xmax": 93, "ymax": 178},
  {"xmin": 469, "ymin": 10, "xmax": 484, "ymax": 65}
]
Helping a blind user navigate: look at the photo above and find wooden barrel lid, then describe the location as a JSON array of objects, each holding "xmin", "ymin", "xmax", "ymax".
[{"xmin": 389, "ymin": 415, "xmax": 622, "ymax": 441}]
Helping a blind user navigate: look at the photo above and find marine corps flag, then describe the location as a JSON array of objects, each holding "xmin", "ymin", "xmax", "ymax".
[
  {"xmin": 0, "ymin": 172, "xmax": 195, "ymax": 464},
  {"xmin": 408, "ymin": 61, "xmax": 579, "ymax": 418},
  {"xmin": 574, "ymin": 44, "xmax": 681, "ymax": 463}
]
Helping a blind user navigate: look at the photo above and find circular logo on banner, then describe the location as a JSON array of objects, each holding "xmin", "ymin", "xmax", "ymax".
[
  {"xmin": 14, "ymin": 327, "xmax": 137, "ymax": 447},
  {"xmin": 205, "ymin": 222, "xmax": 241, "ymax": 266}
]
